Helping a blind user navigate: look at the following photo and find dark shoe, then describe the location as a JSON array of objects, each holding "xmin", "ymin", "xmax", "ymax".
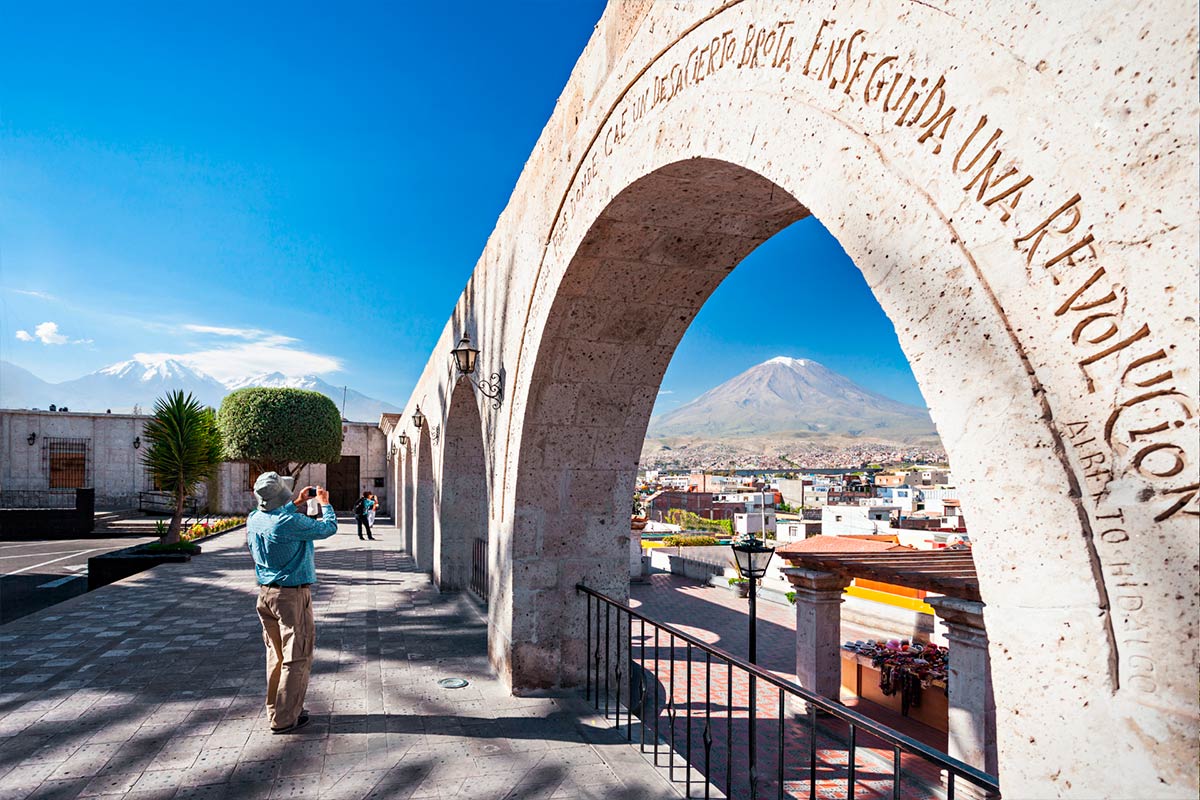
[
  {"xmin": 358, "ymin": 536, "xmax": 365, "ymax": 540},
  {"xmin": 368, "ymin": 536, "xmax": 376, "ymax": 541},
  {"xmin": 271, "ymin": 713, "xmax": 310, "ymax": 734}
]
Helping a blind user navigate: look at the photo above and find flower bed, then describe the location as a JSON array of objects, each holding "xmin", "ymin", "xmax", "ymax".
[{"xmin": 181, "ymin": 516, "xmax": 246, "ymax": 542}]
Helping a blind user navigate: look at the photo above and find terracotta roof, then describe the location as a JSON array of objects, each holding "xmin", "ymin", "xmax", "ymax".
[
  {"xmin": 776, "ymin": 535, "xmax": 911, "ymax": 555},
  {"xmin": 779, "ymin": 549, "xmax": 981, "ymax": 602}
]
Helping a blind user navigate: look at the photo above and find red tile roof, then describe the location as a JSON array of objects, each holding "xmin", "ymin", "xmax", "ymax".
[{"xmin": 777, "ymin": 535, "xmax": 912, "ymax": 555}]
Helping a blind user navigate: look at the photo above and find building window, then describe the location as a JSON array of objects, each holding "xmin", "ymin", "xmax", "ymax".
[
  {"xmin": 43, "ymin": 438, "xmax": 91, "ymax": 488},
  {"xmin": 143, "ymin": 464, "xmax": 162, "ymax": 492}
]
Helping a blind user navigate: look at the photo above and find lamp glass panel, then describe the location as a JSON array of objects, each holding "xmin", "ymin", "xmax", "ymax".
[
  {"xmin": 733, "ymin": 547, "xmax": 752, "ymax": 574},
  {"xmin": 747, "ymin": 547, "xmax": 775, "ymax": 578}
]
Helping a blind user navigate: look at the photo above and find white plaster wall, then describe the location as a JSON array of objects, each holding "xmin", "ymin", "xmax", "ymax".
[
  {"xmin": 1, "ymin": 410, "xmax": 153, "ymax": 509},
  {"xmin": 393, "ymin": 2, "xmax": 1198, "ymax": 795}
]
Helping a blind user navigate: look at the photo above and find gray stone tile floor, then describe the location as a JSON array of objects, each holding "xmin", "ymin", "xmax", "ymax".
[{"xmin": 0, "ymin": 521, "xmax": 679, "ymax": 799}]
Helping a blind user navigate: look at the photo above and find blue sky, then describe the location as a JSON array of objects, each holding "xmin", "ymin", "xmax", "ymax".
[{"xmin": 0, "ymin": 1, "xmax": 927, "ymax": 409}]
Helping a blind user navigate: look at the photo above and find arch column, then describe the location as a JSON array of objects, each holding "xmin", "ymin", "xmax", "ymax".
[
  {"xmin": 402, "ymin": 444, "xmax": 414, "ymax": 554},
  {"xmin": 412, "ymin": 429, "xmax": 434, "ymax": 571},
  {"xmin": 435, "ymin": 380, "xmax": 488, "ymax": 590}
]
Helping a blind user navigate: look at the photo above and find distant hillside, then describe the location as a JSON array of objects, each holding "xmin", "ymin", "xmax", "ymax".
[
  {"xmin": 0, "ymin": 357, "xmax": 399, "ymax": 423},
  {"xmin": 648, "ymin": 357, "xmax": 938, "ymax": 444}
]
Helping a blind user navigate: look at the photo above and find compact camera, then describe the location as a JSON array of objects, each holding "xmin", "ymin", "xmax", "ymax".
[{"xmin": 307, "ymin": 487, "xmax": 317, "ymax": 498}]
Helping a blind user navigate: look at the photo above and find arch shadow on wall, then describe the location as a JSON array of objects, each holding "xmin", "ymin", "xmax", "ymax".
[
  {"xmin": 436, "ymin": 378, "xmax": 489, "ymax": 591},
  {"xmin": 413, "ymin": 426, "xmax": 435, "ymax": 571}
]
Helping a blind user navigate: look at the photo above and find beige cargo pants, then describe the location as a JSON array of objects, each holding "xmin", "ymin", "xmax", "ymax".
[{"xmin": 256, "ymin": 585, "xmax": 314, "ymax": 729}]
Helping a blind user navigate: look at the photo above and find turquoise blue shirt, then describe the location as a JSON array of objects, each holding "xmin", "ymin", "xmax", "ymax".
[{"xmin": 247, "ymin": 501, "xmax": 338, "ymax": 586}]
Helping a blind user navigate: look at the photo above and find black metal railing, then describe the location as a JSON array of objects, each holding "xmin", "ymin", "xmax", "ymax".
[
  {"xmin": 470, "ymin": 537, "xmax": 488, "ymax": 601},
  {"xmin": 137, "ymin": 491, "xmax": 201, "ymax": 516},
  {"xmin": 0, "ymin": 489, "xmax": 79, "ymax": 509},
  {"xmin": 578, "ymin": 584, "xmax": 1000, "ymax": 800}
]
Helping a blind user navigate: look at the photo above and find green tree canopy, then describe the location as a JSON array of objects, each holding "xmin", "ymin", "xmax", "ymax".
[
  {"xmin": 141, "ymin": 390, "xmax": 224, "ymax": 544},
  {"xmin": 217, "ymin": 387, "xmax": 343, "ymax": 477}
]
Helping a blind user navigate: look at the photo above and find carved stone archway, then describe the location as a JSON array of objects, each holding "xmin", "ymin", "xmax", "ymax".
[
  {"xmin": 396, "ymin": 3, "xmax": 1198, "ymax": 796},
  {"xmin": 435, "ymin": 379, "xmax": 488, "ymax": 590},
  {"xmin": 412, "ymin": 427, "xmax": 435, "ymax": 571},
  {"xmin": 402, "ymin": 443, "xmax": 414, "ymax": 554}
]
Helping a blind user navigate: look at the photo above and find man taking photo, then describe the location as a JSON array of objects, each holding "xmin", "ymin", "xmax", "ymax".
[{"xmin": 247, "ymin": 471, "xmax": 338, "ymax": 733}]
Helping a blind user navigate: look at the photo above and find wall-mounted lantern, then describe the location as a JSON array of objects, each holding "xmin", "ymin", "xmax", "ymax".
[
  {"xmin": 451, "ymin": 332, "xmax": 504, "ymax": 409},
  {"xmin": 388, "ymin": 441, "xmax": 397, "ymax": 461},
  {"xmin": 412, "ymin": 406, "xmax": 425, "ymax": 430},
  {"xmin": 398, "ymin": 432, "xmax": 410, "ymax": 448},
  {"xmin": 27, "ymin": 432, "xmax": 37, "ymax": 446},
  {"xmin": 133, "ymin": 436, "xmax": 142, "ymax": 450}
]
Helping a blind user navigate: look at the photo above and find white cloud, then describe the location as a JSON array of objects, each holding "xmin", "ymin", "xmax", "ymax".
[
  {"xmin": 15, "ymin": 321, "xmax": 91, "ymax": 345},
  {"xmin": 35, "ymin": 322, "xmax": 68, "ymax": 344},
  {"xmin": 135, "ymin": 341, "xmax": 342, "ymax": 383},
  {"xmin": 11, "ymin": 289, "xmax": 57, "ymax": 301},
  {"xmin": 182, "ymin": 324, "xmax": 263, "ymax": 338},
  {"xmin": 180, "ymin": 324, "xmax": 298, "ymax": 345},
  {"xmin": 658, "ymin": 389, "xmax": 674, "ymax": 395}
]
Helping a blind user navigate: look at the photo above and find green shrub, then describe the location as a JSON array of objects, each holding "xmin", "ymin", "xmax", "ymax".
[
  {"xmin": 786, "ymin": 591, "xmax": 797, "ymax": 604},
  {"xmin": 728, "ymin": 577, "xmax": 748, "ymax": 586},
  {"xmin": 664, "ymin": 509, "xmax": 733, "ymax": 535},
  {"xmin": 218, "ymin": 388, "xmax": 342, "ymax": 477},
  {"xmin": 662, "ymin": 535, "xmax": 718, "ymax": 547}
]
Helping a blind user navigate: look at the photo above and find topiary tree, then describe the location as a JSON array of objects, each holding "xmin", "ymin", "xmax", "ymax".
[
  {"xmin": 141, "ymin": 390, "xmax": 224, "ymax": 544},
  {"xmin": 217, "ymin": 387, "xmax": 343, "ymax": 479}
]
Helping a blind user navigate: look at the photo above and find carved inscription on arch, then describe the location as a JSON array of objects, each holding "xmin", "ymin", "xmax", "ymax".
[
  {"xmin": 795, "ymin": 18, "xmax": 1195, "ymax": 698},
  {"xmin": 546, "ymin": 8, "xmax": 1194, "ymax": 698}
]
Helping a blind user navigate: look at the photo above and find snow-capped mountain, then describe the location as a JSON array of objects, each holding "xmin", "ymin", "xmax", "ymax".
[
  {"xmin": 0, "ymin": 357, "xmax": 399, "ymax": 422},
  {"xmin": 648, "ymin": 356, "xmax": 937, "ymax": 443}
]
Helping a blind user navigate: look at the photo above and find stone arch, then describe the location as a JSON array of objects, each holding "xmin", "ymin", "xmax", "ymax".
[
  {"xmin": 390, "ymin": 441, "xmax": 402, "ymax": 530},
  {"xmin": 412, "ymin": 426, "xmax": 435, "ymax": 571},
  {"xmin": 399, "ymin": 3, "xmax": 1197, "ymax": 796},
  {"xmin": 402, "ymin": 442, "xmax": 414, "ymax": 554},
  {"xmin": 435, "ymin": 378, "xmax": 489, "ymax": 590}
]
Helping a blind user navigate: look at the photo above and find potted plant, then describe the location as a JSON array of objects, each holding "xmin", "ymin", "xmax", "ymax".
[
  {"xmin": 631, "ymin": 497, "xmax": 648, "ymax": 531},
  {"xmin": 728, "ymin": 576, "xmax": 750, "ymax": 598}
]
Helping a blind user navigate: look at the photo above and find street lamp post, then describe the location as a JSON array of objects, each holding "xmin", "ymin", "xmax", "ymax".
[
  {"xmin": 731, "ymin": 533, "xmax": 775, "ymax": 793},
  {"xmin": 731, "ymin": 535, "xmax": 775, "ymax": 663}
]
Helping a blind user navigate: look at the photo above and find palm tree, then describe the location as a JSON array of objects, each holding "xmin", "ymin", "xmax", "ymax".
[{"xmin": 141, "ymin": 390, "xmax": 224, "ymax": 544}]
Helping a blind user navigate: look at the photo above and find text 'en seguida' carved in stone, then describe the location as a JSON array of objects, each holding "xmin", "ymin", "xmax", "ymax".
[{"xmin": 799, "ymin": 18, "xmax": 1194, "ymax": 532}]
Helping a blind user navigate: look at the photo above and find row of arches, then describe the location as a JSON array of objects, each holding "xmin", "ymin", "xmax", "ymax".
[{"xmin": 396, "ymin": 379, "xmax": 491, "ymax": 597}]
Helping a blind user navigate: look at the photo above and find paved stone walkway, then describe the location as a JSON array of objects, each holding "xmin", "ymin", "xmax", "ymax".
[{"xmin": 0, "ymin": 521, "xmax": 679, "ymax": 799}]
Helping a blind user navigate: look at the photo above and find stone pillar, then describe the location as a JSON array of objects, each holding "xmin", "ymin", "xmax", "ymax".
[
  {"xmin": 927, "ymin": 596, "xmax": 998, "ymax": 798},
  {"xmin": 783, "ymin": 567, "xmax": 850, "ymax": 708}
]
